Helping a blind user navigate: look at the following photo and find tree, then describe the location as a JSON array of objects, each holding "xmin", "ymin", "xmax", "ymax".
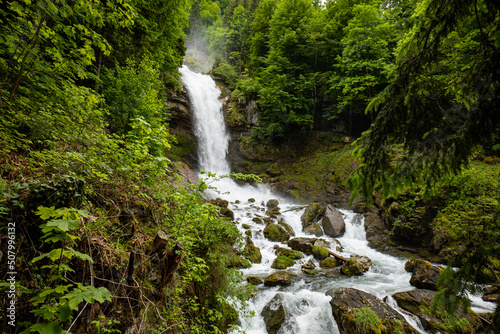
[
  {"xmin": 349, "ymin": 0, "xmax": 500, "ymax": 328},
  {"xmin": 329, "ymin": 3, "xmax": 394, "ymax": 122}
]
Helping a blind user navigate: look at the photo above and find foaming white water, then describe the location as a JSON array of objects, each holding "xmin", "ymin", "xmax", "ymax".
[
  {"xmin": 179, "ymin": 65, "xmax": 230, "ymax": 174},
  {"xmin": 179, "ymin": 66, "xmax": 496, "ymax": 334}
]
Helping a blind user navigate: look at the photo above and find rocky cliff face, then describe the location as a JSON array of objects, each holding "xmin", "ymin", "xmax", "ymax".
[{"xmin": 166, "ymin": 85, "xmax": 195, "ymax": 141}]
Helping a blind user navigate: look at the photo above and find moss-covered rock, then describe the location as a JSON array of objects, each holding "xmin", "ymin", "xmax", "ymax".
[
  {"xmin": 266, "ymin": 199, "xmax": 280, "ymax": 209},
  {"xmin": 247, "ymin": 276, "xmax": 263, "ymax": 285},
  {"xmin": 405, "ymin": 259, "xmax": 442, "ymax": 290},
  {"xmin": 271, "ymin": 255, "xmax": 295, "ymax": 269},
  {"xmin": 219, "ymin": 207, "xmax": 234, "ymax": 219},
  {"xmin": 327, "ymin": 287, "xmax": 417, "ymax": 334},
  {"xmin": 278, "ymin": 219, "xmax": 295, "ymax": 236},
  {"xmin": 288, "ymin": 237, "xmax": 316, "ymax": 254},
  {"xmin": 264, "ymin": 223, "xmax": 290, "ymax": 242},
  {"xmin": 320, "ymin": 257, "xmax": 340, "ymax": 268},
  {"xmin": 261, "ymin": 294, "xmax": 289, "ymax": 334},
  {"xmin": 244, "ymin": 237, "xmax": 262, "ymax": 263},
  {"xmin": 341, "ymin": 259, "xmax": 364, "ymax": 276},
  {"xmin": 304, "ymin": 222, "xmax": 323, "ymax": 236},
  {"xmin": 274, "ymin": 246, "xmax": 303, "ymax": 259},
  {"xmin": 301, "ymin": 202, "xmax": 323, "ymax": 227},
  {"xmin": 252, "ymin": 217, "xmax": 263, "ymax": 224},
  {"xmin": 264, "ymin": 272, "xmax": 292, "ymax": 287},
  {"xmin": 302, "ymin": 259, "xmax": 316, "ymax": 270},
  {"xmin": 311, "ymin": 245, "xmax": 330, "ymax": 260},
  {"xmin": 242, "ymin": 223, "xmax": 251, "ymax": 229},
  {"xmin": 392, "ymin": 289, "xmax": 482, "ymax": 333}
]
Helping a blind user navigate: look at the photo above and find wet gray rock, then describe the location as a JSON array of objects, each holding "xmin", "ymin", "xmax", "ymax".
[
  {"xmin": 321, "ymin": 204, "xmax": 345, "ymax": 237},
  {"xmin": 261, "ymin": 294, "xmax": 289, "ymax": 334},
  {"xmin": 303, "ymin": 222, "xmax": 323, "ymax": 236},
  {"xmin": 392, "ymin": 289, "xmax": 482, "ymax": 333},
  {"xmin": 327, "ymin": 287, "xmax": 417, "ymax": 334},
  {"xmin": 246, "ymin": 276, "xmax": 263, "ymax": 285},
  {"xmin": 266, "ymin": 199, "xmax": 280, "ymax": 210},
  {"xmin": 287, "ymin": 237, "xmax": 317, "ymax": 254},
  {"xmin": 405, "ymin": 259, "xmax": 442, "ymax": 291},
  {"xmin": 264, "ymin": 272, "xmax": 292, "ymax": 287}
]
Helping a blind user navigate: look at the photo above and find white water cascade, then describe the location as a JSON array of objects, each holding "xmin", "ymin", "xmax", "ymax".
[{"xmin": 179, "ymin": 66, "xmax": 495, "ymax": 334}]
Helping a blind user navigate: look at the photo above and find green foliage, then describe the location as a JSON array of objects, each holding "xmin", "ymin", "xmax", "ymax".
[
  {"xmin": 101, "ymin": 57, "xmax": 169, "ymax": 135},
  {"xmin": 26, "ymin": 207, "xmax": 112, "ymax": 333},
  {"xmin": 350, "ymin": 0, "xmax": 500, "ymax": 202}
]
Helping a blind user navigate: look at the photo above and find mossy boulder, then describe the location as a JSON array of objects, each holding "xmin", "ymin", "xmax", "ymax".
[
  {"xmin": 302, "ymin": 259, "xmax": 316, "ymax": 270},
  {"xmin": 264, "ymin": 272, "xmax": 292, "ymax": 287},
  {"xmin": 266, "ymin": 199, "xmax": 280, "ymax": 210},
  {"xmin": 288, "ymin": 237, "xmax": 317, "ymax": 254},
  {"xmin": 228, "ymin": 254, "xmax": 252, "ymax": 269},
  {"xmin": 252, "ymin": 217, "xmax": 263, "ymax": 224},
  {"xmin": 271, "ymin": 255, "xmax": 295, "ymax": 269},
  {"xmin": 392, "ymin": 289, "xmax": 482, "ymax": 333},
  {"xmin": 405, "ymin": 258, "xmax": 442, "ymax": 290},
  {"xmin": 210, "ymin": 197, "xmax": 229, "ymax": 208},
  {"xmin": 247, "ymin": 276, "xmax": 263, "ymax": 285},
  {"xmin": 301, "ymin": 202, "xmax": 324, "ymax": 226},
  {"xmin": 320, "ymin": 257, "xmax": 340, "ymax": 268},
  {"xmin": 278, "ymin": 219, "xmax": 295, "ymax": 236},
  {"xmin": 341, "ymin": 259, "xmax": 364, "ymax": 276},
  {"xmin": 311, "ymin": 245, "xmax": 330, "ymax": 260},
  {"xmin": 244, "ymin": 237, "xmax": 262, "ymax": 263},
  {"xmin": 274, "ymin": 246, "xmax": 303, "ymax": 259},
  {"xmin": 219, "ymin": 207, "xmax": 234, "ymax": 219},
  {"xmin": 261, "ymin": 294, "xmax": 289, "ymax": 334},
  {"xmin": 242, "ymin": 223, "xmax": 251, "ymax": 229},
  {"xmin": 264, "ymin": 223, "xmax": 290, "ymax": 242},
  {"xmin": 327, "ymin": 287, "xmax": 417, "ymax": 334},
  {"xmin": 304, "ymin": 222, "xmax": 323, "ymax": 236}
]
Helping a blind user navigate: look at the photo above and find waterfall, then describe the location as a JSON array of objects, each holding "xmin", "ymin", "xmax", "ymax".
[
  {"xmin": 179, "ymin": 65, "xmax": 231, "ymax": 174},
  {"xmin": 179, "ymin": 66, "xmax": 496, "ymax": 334}
]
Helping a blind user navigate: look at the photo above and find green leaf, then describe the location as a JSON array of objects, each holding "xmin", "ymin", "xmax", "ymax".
[
  {"xmin": 30, "ymin": 321, "xmax": 63, "ymax": 334},
  {"xmin": 36, "ymin": 206, "xmax": 57, "ymax": 220},
  {"xmin": 46, "ymin": 218, "xmax": 80, "ymax": 232},
  {"xmin": 66, "ymin": 247, "xmax": 93, "ymax": 262}
]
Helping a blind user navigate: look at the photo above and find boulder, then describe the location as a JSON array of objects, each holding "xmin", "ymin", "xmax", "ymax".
[
  {"xmin": 271, "ymin": 255, "xmax": 295, "ymax": 269},
  {"xmin": 266, "ymin": 199, "xmax": 280, "ymax": 210},
  {"xmin": 264, "ymin": 272, "xmax": 292, "ymax": 287},
  {"xmin": 278, "ymin": 218, "xmax": 295, "ymax": 236},
  {"xmin": 321, "ymin": 204, "xmax": 345, "ymax": 237},
  {"xmin": 327, "ymin": 287, "xmax": 417, "ymax": 334},
  {"xmin": 405, "ymin": 259, "xmax": 442, "ymax": 290},
  {"xmin": 350, "ymin": 255, "xmax": 372, "ymax": 272},
  {"xmin": 482, "ymin": 284, "xmax": 500, "ymax": 302},
  {"xmin": 261, "ymin": 294, "xmax": 289, "ymax": 334},
  {"xmin": 341, "ymin": 259, "xmax": 364, "ymax": 276},
  {"xmin": 210, "ymin": 197, "xmax": 229, "ymax": 208},
  {"xmin": 274, "ymin": 247, "xmax": 303, "ymax": 259},
  {"xmin": 311, "ymin": 245, "xmax": 330, "ymax": 260},
  {"xmin": 320, "ymin": 257, "xmax": 340, "ymax": 268},
  {"xmin": 246, "ymin": 276, "xmax": 263, "ymax": 285},
  {"xmin": 244, "ymin": 237, "xmax": 262, "ymax": 263},
  {"xmin": 300, "ymin": 202, "xmax": 323, "ymax": 228},
  {"xmin": 304, "ymin": 222, "xmax": 323, "ymax": 236},
  {"xmin": 264, "ymin": 223, "xmax": 290, "ymax": 242},
  {"xmin": 288, "ymin": 237, "xmax": 317, "ymax": 254},
  {"xmin": 219, "ymin": 207, "xmax": 234, "ymax": 219},
  {"xmin": 252, "ymin": 217, "xmax": 264, "ymax": 224},
  {"xmin": 392, "ymin": 289, "xmax": 482, "ymax": 333}
]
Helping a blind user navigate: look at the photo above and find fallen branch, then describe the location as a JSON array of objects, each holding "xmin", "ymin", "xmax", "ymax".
[
  {"xmin": 282, "ymin": 205, "xmax": 307, "ymax": 213},
  {"xmin": 326, "ymin": 249, "xmax": 348, "ymax": 262}
]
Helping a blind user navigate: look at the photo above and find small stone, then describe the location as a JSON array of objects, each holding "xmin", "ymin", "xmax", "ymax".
[
  {"xmin": 248, "ymin": 198, "xmax": 255, "ymax": 203},
  {"xmin": 242, "ymin": 223, "xmax": 251, "ymax": 229}
]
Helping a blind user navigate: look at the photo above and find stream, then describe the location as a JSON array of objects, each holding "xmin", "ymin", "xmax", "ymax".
[{"xmin": 179, "ymin": 66, "xmax": 495, "ymax": 334}]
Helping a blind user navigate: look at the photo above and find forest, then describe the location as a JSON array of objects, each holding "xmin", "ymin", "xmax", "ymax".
[{"xmin": 0, "ymin": 0, "xmax": 499, "ymax": 333}]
